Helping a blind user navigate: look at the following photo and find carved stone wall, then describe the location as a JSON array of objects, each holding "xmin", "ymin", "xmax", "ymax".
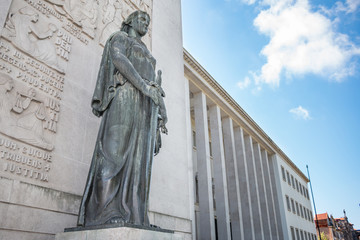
[
  {"xmin": 0, "ymin": 0, "xmax": 192, "ymax": 239},
  {"xmin": 0, "ymin": 0, "xmax": 153, "ymax": 189}
]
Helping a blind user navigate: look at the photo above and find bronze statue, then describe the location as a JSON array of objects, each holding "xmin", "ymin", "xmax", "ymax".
[{"xmin": 77, "ymin": 10, "xmax": 167, "ymax": 227}]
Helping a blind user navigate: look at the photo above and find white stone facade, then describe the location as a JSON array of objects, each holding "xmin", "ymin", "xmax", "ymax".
[
  {"xmin": 0, "ymin": 0, "xmax": 316, "ymax": 239},
  {"xmin": 184, "ymin": 49, "xmax": 317, "ymax": 240}
]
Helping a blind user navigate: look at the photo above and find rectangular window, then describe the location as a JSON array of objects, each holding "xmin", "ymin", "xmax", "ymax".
[
  {"xmin": 304, "ymin": 206, "xmax": 308, "ymax": 220},
  {"xmin": 192, "ymin": 131, "xmax": 196, "ymax": 147},
  {"xmin": 300, "ymin": 204, "xmax": 304, "ymax": 218},
  {"xmin": 291, "ymin": 175, "xmax": 295, "ymax": 188},
  {"xmin": 308, "ymin": 232, "xmax": 311, "ymax": 240},
  {"xmin": 296, "ymin": 179, "xmax": 299, "ymax": 192},
  {"xmin": 287, "ymin": 171, "xmax": 291, "ymax": 185},
  {"xmin": 300, "ymin": 230, "xmax": 304, "ymax": 240},
  {"xmin": 303, "ymin": 185, "xmax": 306, "ymax": 197},
  {"xmin": 306, "ymin": 189, "xmax": 310, "ymax": 199},
  {"xmin": 307, "ymin": 209, "xmax": 311, "ymax": 222},
  {"xmin": 281, "ymin": 166, "xmax": 286, "ymax": 181},
  {"xmin": 305, "ymin": 231, "xmax": 308, "ymax": 240},
  {"xmin": 286, "ymin": 195, "xmax": 291, "ymax": 211},
  {"xmin": 299, "ymin": 183, "xmax": 303, "ymax": 195},
  {"xmin": 291, "ymin": 227, "xmax": 296, "ymax": 240},
  {"xmin": 296, "ymin": 228, "xmax": 300, "ymax": 240},
  {"xmin": 310, "ymin": 210, "xmax": 314, "ymax": 222},
  {"xmin": 291, "ymin": 198, "xmax": 296, "ymax": 213},
  {"xmin": 296, "ymin": 202, "xmax": 300, "ymax": 216}
]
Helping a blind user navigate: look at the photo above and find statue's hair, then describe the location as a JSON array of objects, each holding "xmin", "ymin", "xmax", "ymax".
[{"xmin": 120, "ymin": 10, "xmax": 149, "ymax": 33}]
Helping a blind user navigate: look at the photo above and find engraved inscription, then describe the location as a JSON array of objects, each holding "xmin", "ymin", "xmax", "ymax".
[
  {"xmin": 0, "ymin": 73, "xmax": 56, "ymax": 151},
  {"xmin": 0, "ymin": 136, "xmax": 52, "ymax": 182}
]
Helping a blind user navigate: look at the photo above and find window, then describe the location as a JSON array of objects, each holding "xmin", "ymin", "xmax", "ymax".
[
  {"xmin": 291, "ymin": 198, "xmax": 296, "ymax": 213},
  {"xmin": 291, "ymin": 175, "xmax": 295, "ymax": 188},
  {"xmin": 286, "ymin": 195, "xmax": 291, "ymax": 211},
  {"xmin": 296, "ymin": 228, "xmax": 300, "ymax": 240},
  {"xmin": 300, "ymin": 230, "xmax": 304, "ymax": 240},
  {"xmin": 305, "ymin": 231, "xmax": 308, "ymax": 240},
  {"xmin": 296, "ymin": 202, "xmax": 300, "ymax": 216},
  {"xmin": 287, "ymin": 171, "xmax": 291, "ymax": 185},
  {"xmin": 307, "ymin": 209, "xmax": 311, "ymax": 222},
  {"xmin": 303, "ymin": 186, "xmax": 306, "ymax": 197},
  {"xmin": 306, "ymin": 189, "xmax": 310, "ymax": 199},
  {"xmin": 295, "ymin": 179, "xmax": 299, "ymax": 192},
  {"xmin": 308, "ymin": 232, "xmax": 311, "ymax": 240},
  {"xmin": 300, "ymin": 204, "xmax": 304, "ymax": 218},
  {"xmin": 299, "ymin": 183, "xmax": 303, "ymax": 195},
  {"xmin": 291, "ymin": 227, "xmax": 296, "ymax": 240},
  {"xmin": 304, "ymin": 206, "xmax": 308, "ymax": 220},
  {"xmin": 310, "ymin": 210, "xmax": 314, "ymax": 222},
  {"xmin": 192, "ymin": 131, "xmax": 196, "ymax": 147},
  {"xmin": 281, "ymin": 166, "xmax": 286, "ymax": 181}
]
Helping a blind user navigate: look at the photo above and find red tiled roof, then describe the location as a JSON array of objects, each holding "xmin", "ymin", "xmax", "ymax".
[{"xmin": 316, "ymin": 213, "xmax": 328, "ymax": 220}]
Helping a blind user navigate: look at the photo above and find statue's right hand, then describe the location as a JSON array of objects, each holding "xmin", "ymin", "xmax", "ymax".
[{"xmin": 146, "ymin": 86, "xmax": 160, "ymax": 105}]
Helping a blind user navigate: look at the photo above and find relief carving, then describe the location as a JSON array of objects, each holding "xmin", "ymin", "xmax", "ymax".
[
  {"xmin": 99, "ymin": 0, "xmax": 132, "ymax": 46},
  {"xmin": 45, "ymin": 0, "xmax": 99, "ymax": 39},
  {"xmin": 0, "ymin": 73, "xmax": 56, "ymax": 151},
  {"xmin": 2, "ymin": 6, "xmax": 64, "ymax": 73},
  {"xmin": 98, "ymin": 0, "xmax": 153, "ymax": 47}
]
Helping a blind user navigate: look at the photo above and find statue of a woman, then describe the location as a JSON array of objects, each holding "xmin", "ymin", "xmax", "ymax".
[{"xmin": 77, "ymin": 10, "xmax": 167, "ymax": 227}]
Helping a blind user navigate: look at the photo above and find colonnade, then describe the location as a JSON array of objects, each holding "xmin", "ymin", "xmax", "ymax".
[{"xmin": 192, "ymin": 91, "xmax": 284, "ymax": 240}]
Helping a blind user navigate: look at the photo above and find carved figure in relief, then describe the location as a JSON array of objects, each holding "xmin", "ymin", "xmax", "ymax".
[
  {"xmin": 3, "ymin": 7, "xmax": 63, "ymax": 73},
  {"xmin": 78, "ymin": 11, "xmax": 167, "ymax": 227},
  {"xmin": 99, "ymin": 0, "xmax": 132, "ymax": 46},
  {"xmin": 0, "ymin": 73, "xmax": 54, "ymax": 151},
  {"xmin": 46, "ymin": 0, "xmax": 98, "ymax": 38},
  {"xmin": 0, "ymin": 73, "xmax": 15, "ymax": 127}
]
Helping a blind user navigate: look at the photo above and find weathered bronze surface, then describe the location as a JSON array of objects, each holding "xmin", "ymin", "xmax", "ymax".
[{"xmin": 77, "ymin": 10, "xmax": 167, "ymax": 227}]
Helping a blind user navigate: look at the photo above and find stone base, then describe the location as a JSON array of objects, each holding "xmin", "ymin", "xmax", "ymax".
[{"xmin": 55, "ymin": 225, "xmax": 183, "ymax": 240}]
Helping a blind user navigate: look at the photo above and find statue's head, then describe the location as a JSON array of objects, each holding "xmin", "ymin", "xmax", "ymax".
[{"xmin": 121, "ymin": 10, "xmax": 150, "ymax": 37}]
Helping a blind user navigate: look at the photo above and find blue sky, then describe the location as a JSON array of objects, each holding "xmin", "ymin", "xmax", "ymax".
[{"xmin": 182, "ymin": 0, "xmax": 360, "ymax": 229}]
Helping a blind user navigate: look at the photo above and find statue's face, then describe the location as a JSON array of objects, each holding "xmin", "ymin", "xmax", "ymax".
[{"xmin": 131, "ymin": 13, "xmax": 150, "ymax": 37}]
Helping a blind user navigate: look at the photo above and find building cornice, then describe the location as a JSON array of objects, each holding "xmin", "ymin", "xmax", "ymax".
[{"xmin": 183, "ymin": 48, "xmax": 309, "ymax": 182}]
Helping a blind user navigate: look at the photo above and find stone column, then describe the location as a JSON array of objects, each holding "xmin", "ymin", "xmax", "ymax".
[
  {"xmin": 222, "ymin": 117, "xmax": 243, "ymax": 240},
  {"xmin": 268, "ymin": 154, "xmax": 285, "ymax": 240},
  {"xmin": 261, "ymin": 149, "xmax": 279, "ymax": 240},
  {"xmin": 193, "ymin": 92, "xmax": 216, "ymax": 240},
  {"xmin": 234, "ymin": 127, "xmax": 255, "ymax": 240},
  {"xmin": 244, "ymin": 135, "xmax": 264, "ymax": 240},
  {"xmin": 208, "ymin": 105, "xmax": 231, "ymax": 240},
  {"xmin": 253, "ymin": 143, "xmax": 272, "ymax": 240}
]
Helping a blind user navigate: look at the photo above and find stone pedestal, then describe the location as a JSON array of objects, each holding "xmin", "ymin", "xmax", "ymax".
[{"xmin": 55, "ymin": 225, "xmax": 182, "ymax": 240}]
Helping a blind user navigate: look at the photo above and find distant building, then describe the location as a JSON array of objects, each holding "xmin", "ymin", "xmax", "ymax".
[{"xmin": 315, "ymin": 212, "xmax": 358, "ymax": 240}]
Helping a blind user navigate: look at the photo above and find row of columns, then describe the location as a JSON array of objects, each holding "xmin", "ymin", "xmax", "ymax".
[{"xmin": 193, "ymin": 92, "xmax": 283, "ymax": 240}]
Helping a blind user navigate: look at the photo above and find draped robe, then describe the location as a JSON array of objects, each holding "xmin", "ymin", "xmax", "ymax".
[{"xmin": 78, "ymin": 31, "xmax": 159, "ymax": 227}]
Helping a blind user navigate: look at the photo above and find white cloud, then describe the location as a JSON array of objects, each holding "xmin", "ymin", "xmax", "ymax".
[
  {"xmin": 248, "ymin": 0, "xmax": 360, "ymax": 87},
  {"xmin": 340, "ymin": 0, "xmax": 360, "ymax": 13},
  {"xmin": 237, "ymin": 76, "xmax": 251, "ymax": 89},
  {"xmin": 289, "ymin": 106, "xmax": 311, "ymax": 120}
]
